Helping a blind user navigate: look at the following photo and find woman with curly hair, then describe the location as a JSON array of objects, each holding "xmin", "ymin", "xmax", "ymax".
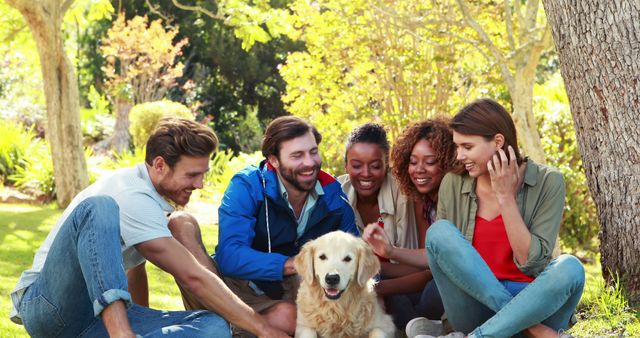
[
  {"xmin": 367, "ymin": 99, "xmax": 584, "ymax": 338},
  {"xmin": 346, "ymin": 120, "xmax": 457, "ymax": 330}
]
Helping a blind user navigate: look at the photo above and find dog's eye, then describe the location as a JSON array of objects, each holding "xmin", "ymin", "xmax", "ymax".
[
  {"xmin": 343, "ymin": 256, "xmax": 352, "ymax": 262},
  {"xmin": 319, "ymin": 254, "xmax": 327, "ymax": 260}
]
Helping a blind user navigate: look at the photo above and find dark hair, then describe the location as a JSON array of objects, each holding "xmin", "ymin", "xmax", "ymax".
[
  {"xmin": 391, "ymin": 118, "xmax": 458, "ymax": 201},
  {"xmin": 145, "ymin": 117, "xmax": 218, "ymax": 167},
  {"xmin": 344, "ymin": 123, "xmax": 390, "ymax": 167},
  {"xmin": 262, "ymin": 116, "xmax": 322, "ymax": 158},
  {"xmin": 450, "ymin": 98, "xmax": 523, "ymax": 165}
]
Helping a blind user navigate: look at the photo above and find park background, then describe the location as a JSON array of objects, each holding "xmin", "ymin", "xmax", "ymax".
[{"xmin": 0, "ymin": 0, "xmax": 638, "ymax": 336}]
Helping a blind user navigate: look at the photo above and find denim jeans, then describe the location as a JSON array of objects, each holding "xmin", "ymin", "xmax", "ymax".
[
  {"xmin": 426, "ymin": 220, "xmax": 584, "ymax": 338},
  {"xmin": 19, "ymin": 195, "xmax": 231, "ymax": 338},
  {"xmin": 385, "ymin": 280, "xmax": 444, "ymax": 329}
]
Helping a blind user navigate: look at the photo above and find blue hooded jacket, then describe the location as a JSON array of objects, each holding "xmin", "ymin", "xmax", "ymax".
[{"xmin": 214, "ymin": 160, "xmax": 358, "ymax": 296}]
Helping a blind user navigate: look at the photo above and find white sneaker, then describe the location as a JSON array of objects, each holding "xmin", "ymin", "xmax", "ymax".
[
  {"xmin": 415, "ymin": 333, "xmax": 465, "ymax": 338},
  {"xmin": 405, "ymin": 317, "xmax": 445, "ymax": 338}
]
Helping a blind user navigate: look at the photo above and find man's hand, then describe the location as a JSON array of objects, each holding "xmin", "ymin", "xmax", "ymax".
[
  {"xmin": 362, "ymin": 223, "xmax": 393, "ymax": 259},
  {"xmin": 283, "ymin": 257, "xmax": 297, "ymax": 276},
  {"xmin": 256, "ymin": 323, "xmax": 292, "ymax": 338}
]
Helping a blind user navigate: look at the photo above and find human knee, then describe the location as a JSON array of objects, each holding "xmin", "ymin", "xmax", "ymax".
[
  {"xmin": 265, "ymin": 302, "xmax": 296, "ymax": 334},
  {"xmin": 426, "ymin": 220, "xmax": 458, "ymax": 252},
  {"xmin": 168, "ymin": 211, "xmax": 200, "ymax": 239},
  {"xmin": 549, "ymin": 254, "xmax": 585, "ymax": 290},
  {"xmin": 81, "ymin": 196, "xmax": 119, "ymax": 218}
]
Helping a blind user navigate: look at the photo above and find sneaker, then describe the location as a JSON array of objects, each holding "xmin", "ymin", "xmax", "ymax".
[
  {"xmin": 405, "ymin": 317, "xmax": 445, "ymax": 338},
  {"xmin": 414, "ymin": 333, "xmax": 465, "ymax": 338}
]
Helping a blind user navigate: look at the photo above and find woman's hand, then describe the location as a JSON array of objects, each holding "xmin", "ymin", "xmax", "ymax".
[
  {"xmin": 362, "ymin": 223, "xmax": 393, "ymax": 259},
  {"xmin": 487, "ymin": 146, "xmax": 521, "ymax": 205}
]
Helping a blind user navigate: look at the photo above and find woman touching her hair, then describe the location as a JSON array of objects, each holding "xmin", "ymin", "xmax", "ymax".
[{"xmin": 404, "ymin": 99, "xmax": 585, "ymax": 338}]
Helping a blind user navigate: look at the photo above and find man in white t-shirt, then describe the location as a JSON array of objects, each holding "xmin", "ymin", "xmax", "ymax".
[{"xmin": 10, "ymin": 117, "xmax": 288, "ymax": 338}]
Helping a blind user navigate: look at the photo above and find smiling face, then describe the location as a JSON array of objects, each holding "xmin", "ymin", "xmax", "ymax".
[
  {"xmin": 154, "ymin": 155, "xmax": 210, "ymax": 206},
  {"xmin": 345, "ymin": 143, "xmax": 387, "ymax": 200},
  {"xmin": 269, "ymin": 131, "xmax": 322, "ymax": 193},
  {"xmin": 453, "ymin": 131, "xmax": 501, "ymax": 178},
  {"xmin": 407, "ymin": 139, "xmax": 444, "ymax": 202}
]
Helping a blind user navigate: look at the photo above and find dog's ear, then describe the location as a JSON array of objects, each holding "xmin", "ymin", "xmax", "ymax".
[
  {"xmin": 356, "ymin": 238, "xmax": 380, "ymax": 287},
  {"xmin": 294, "ymin": 240, "xmax": 315, "ymax": 283}
]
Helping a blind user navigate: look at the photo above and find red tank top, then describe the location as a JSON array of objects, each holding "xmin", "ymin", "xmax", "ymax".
[{"xmin": 472, "ymin": 215, "xmax": 534, "ymax": 282}]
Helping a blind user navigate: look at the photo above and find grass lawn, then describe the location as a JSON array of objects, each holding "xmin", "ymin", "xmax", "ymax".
[{"xmin": 0, "ymin": 203, "xmax": 638, "ymax": 337}]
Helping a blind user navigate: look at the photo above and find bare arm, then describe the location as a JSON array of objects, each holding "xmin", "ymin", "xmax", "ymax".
[
  {"xmin": 376, "ymin": 269, "xmax": 432, "ymax": 297},
  {"xmin": 127, "ymin": 262, "xmax": 149, "ymax": 307},
  {"xmin": 101, "ymin": 300, "xmax": 136, "ymax": 338},
  {"xmin": 379, "ymin": 261, "xmax": 422, "ymax": 278},
  {"xmin": 363, "ymin": 223, "xmax": 429, "ymax": 268},
  {"xmin": 136, "ymin": 237, "xmax": 289, "ymax": 338}
]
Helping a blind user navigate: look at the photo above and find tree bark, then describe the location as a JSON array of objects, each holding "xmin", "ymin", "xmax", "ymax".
[
  {"xmin": 6, "ymin": 0, "xmax": 89, "ymax": 207},
  {"xmin": 543, "ymin": 0, "xmax": 640, "ymax": 301}
]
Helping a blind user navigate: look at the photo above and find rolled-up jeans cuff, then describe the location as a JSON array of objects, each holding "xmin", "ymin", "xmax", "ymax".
[
  {"xmin": 468, "ymin": 330, "xmax": 482, "ymax": 338},
  {"xmin": 93, "ymin": 288, "xmax": 132, "ymax": 317}
]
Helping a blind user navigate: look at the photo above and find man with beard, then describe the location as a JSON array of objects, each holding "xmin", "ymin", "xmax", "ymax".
[
  {"xmin": 10, "ymin": 117, "xmax": 289, "ymax": 338},
  {"xmin": 172, "ymin": 116, "xmax": 358, "ymax": 336}
]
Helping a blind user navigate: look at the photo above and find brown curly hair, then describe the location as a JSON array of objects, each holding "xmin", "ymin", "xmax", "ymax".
[{"xmin": 391, "ymin": 117, "xmax": 458, "ymax": 201}]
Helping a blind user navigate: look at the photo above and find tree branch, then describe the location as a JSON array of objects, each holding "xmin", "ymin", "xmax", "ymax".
[
  {"xmin": 145, "ymin": 0, "xmax": 170, "ymax": 22},
  {"xmin": 170, "ymin": 0, "xmax": 224, "ymax": 20},
  {"xmin": 505, "ymin": 0, "xmax": 516, "ymax": 50},
  {"xmin": 455, "ymin": 0, "xmax": 514, "ymax": 89}
]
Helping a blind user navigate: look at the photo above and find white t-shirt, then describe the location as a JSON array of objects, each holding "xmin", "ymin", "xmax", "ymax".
[{"xmin": 10, "ymin": 163, "xmax": 174, "ymax": 323}]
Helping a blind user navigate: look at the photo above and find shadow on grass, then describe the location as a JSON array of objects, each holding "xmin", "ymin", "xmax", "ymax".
[{"xmin": 0, "ymin": 204, "xmax": 61, "ymax": 277}]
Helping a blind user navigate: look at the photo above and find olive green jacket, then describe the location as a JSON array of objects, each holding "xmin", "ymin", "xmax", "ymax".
[{"xmin": 436, "ymin": 159, "xmax": 565, "ymax": 277}]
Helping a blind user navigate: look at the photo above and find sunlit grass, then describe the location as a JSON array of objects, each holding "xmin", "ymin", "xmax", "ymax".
[{"xmin": 1, "ymin": 202, "xmax": 638, "ymax": 337}]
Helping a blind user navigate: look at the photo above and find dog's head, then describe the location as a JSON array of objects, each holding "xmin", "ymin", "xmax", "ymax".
[{"xmin": 294, "ymin": 231, "xmax": 380, "ymax": 300}]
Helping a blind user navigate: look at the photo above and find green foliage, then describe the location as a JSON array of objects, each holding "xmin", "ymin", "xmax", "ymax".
[
  {"xmin": 9, "ymin": 140, "xmax": 55, "ymax": 201},
  {"xmin": 0, "ymin": 121, "xmax": 36, "ymax": 183},
  {"xmin": 282, "ymin": 0, "xmax": 486, "ymax": 173},
  {"xmin": 98, "ymin": 145, "xmax": 147, "ymax": 171},
  {"xmin": 129, "ymin": 100, "xmax": 193, "ymax": 148},
  {"xmin": 81, "ymin": 86, "xmax": 114, "ymax": 144},
  {"xmin": 571, "ymin": 260, "xmax": 640, "ymax": 336},
  {"xmin": 534, "ymin": 74, "xmax": 598, "ymax": 252},
  {"xmin": 200, "ymin": 150, "xmax": 264, "ymax": 204}
]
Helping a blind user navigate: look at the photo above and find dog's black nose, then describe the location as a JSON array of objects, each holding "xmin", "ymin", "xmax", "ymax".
[{"xmin": 325, "ymin": 273, "xmax": 340, "ymax": 286}]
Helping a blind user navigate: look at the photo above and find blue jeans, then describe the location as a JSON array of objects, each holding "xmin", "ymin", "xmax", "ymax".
[
  {"xmin": 426, "ymin": 220, "xmax": 584, "ymax": 338},
  {"xmin": 385, "ymin": 280, "xmax": 444, "ymax": 329},
  {"xmin": 19, "ymin": 196, "xmax": 231, "ymax": 338}
]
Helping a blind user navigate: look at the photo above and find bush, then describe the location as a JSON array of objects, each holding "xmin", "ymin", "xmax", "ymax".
[
  {"xmin": 200, "ymin": 150, "xmax": 264, "ymax": 204},
  {"xmin": 81, "ymin": 86, "xmax": 114, "ymax": 145},
  {"xmin": 0, "ymin": 121, "xmax": 36, "ymax": 183},
  {"xmin": 9, "ymin": 141, "xmax": 55, "ymax": 200},
  {"xmin": 129, "ymin": 100, "xmax": 193, "ymax": 148}
]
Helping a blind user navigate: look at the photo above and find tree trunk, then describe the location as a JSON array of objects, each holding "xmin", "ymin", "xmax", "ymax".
[
  {"xmin": 94, "ymin": 99, "xmax": 132, "ymax": 153},
  {"xmin": 511, "ymin": 74, "xmax": 546, "ymax": 163},
  {"xmin": 6, "ymin": 0, "xmax": 89, "ymax": 207},
  {"xmin": 543, "ymin": 0, "xmax": 640, "ymax": 301}
]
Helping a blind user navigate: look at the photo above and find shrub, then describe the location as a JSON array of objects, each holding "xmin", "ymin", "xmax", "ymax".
[
  {"xmin": 200, "ymin": 150, "xmax": 264, "ymax": 204},
  {"xmin": 9, "ymin": 138, "xmax": 55, "ymax": 201},
  {"xmin": 0, "ymin": 121, "xmax": 35, "ymax": 183},
  {"xmin": 81, "ymin": 86, "xmax": 114, "ymax": 145},
  {"xmin": 129, "ymin": 100, "xmax": 193, "ymax": 148}
]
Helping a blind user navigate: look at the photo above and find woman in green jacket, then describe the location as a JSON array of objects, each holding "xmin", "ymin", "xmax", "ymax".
[{"xmin": 364, "ymin": 99, "xmax": 584, "ymax": 338}]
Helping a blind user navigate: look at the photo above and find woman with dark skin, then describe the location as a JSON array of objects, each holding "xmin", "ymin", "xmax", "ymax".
[{"xmin": 340, "ymin": 121, "xmax": 457, "ymax": 329}]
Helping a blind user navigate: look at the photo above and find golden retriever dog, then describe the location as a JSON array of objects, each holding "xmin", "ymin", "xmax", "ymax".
[{"xmin": 294, "ymin": 231, "xmax": 395, "ymax": 338}]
